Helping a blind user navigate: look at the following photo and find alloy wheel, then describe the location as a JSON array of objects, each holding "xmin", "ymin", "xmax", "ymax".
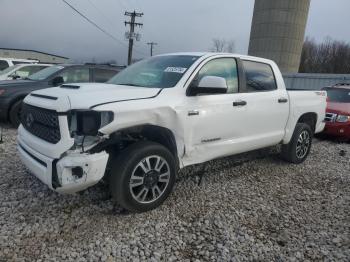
[
  {"xmin": 296, "ymin": 130, "xmax": 310, "ymax": 159},
  {"xmin": 129, "ymin": 155, "xmax": 171, "ymax": 204}
]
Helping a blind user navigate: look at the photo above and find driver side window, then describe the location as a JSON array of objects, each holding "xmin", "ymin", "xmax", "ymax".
[{"xmin": 195, "ymin": 58, "xmax": 239, "ymax": 94}]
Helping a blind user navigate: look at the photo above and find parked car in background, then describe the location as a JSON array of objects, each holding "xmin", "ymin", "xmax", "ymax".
[
  {"xmin": 323, "ymin": 84, "xmax": 350, "ymax": 140},
  {"xmin": 0, "ymin": 57, "xmax": 38, "ymax": 71},
  {"xmin": 0, "ymin": 64, "xmax": 52, "ymax": 81},
  {"xmin": 0, "ymin": 64, "xmax": 120, "ymax": 126},
  {"xmin": 17, "ymin": 52, "xmax": 326, "ymax": 212}
]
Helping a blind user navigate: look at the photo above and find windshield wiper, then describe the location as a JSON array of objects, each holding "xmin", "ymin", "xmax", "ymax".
[{"xmin": 116, "ymin": 83, "xmax": 145, "ymax": 87}]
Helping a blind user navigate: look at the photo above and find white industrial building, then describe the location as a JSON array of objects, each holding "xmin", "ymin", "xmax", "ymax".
[{"xmin": 0, "ymin": 48, "xmax": 69, "ymax": 64}]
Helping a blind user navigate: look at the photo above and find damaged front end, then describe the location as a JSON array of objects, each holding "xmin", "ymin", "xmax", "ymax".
[
  {"xmin": 18, "ymin": 107, "xmax": 115, "ymax": 194},
  {"xmin": 53, "ymin": 151, "xmax": 109, "ymax": 194},
  {"xmin": 51, "ymin": 110, "xmax": 114, "ymax": 193}
]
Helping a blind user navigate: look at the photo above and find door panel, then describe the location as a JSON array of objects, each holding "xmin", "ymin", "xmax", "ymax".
[
  {"xmin": 182, "ymin": 58, "xmax": 289, "ymax": 166},
  {"xmin": 183, "ymin": 93, "xmax": 245, "ymax": 165},
  {"xmin": 233, "ymin": 89, "xmax": 289, "ymax": 146}
]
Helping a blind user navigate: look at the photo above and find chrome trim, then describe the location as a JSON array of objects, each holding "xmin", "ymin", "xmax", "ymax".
[{"xmin": 324, "ymin": 112, "xmax": 337, "ymax": 122}]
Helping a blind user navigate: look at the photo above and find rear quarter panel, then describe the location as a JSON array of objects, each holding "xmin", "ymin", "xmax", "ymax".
[{"xmin": 283, "ymin": 90, "xmax": 327, "ymax": 143}]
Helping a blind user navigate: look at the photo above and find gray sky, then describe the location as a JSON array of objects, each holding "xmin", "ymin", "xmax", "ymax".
[{"xmin": 1, "ymin": 0, "xmax": 349, "ymax": 65}]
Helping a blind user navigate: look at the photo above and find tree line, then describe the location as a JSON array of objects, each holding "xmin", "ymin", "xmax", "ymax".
[{"xmin": 299, "ymin": 37, "xmax": 350, "ymax": 74}]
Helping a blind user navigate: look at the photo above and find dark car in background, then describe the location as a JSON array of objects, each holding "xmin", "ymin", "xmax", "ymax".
[
  {"xmin": 0, "ymin": 64, "xmax": 120, "ymax": 126},
  {"xmin": 323, "ymin": 84, "xmax": 350, "ymax": 141}
]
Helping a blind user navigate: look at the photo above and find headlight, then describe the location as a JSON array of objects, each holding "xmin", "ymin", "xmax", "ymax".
[
  {"xmin": 336, "ymin": 115, "xmax": 350, "ymax": 123},
  {"xmin": 69, "ymin": 110, "xmax": 114, "ymax": 136}
]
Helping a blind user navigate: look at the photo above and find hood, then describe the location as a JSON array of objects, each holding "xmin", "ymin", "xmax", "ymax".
[
  {"xmin": 28, "ymin": 83, "xmax": 162, "ymax": 111},
  {"xmin": 327, "ymin": 102, "xmax": 350, "ymax": 115}
]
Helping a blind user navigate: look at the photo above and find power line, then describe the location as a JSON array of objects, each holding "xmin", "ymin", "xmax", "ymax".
[
  {"xmin": 61, "ymin": 0, "xmax": 147, "ymax": 58},
  {"xmin": 87, "ymin": 0, "xmax": 116, "ymax": 29},
  {"xmin": 61, "ymin": 0, "xmax": 127, "ymax": 47},
  {"xmin": 87, "ymin": 0, "xmax": 148, "ymax": 57}
]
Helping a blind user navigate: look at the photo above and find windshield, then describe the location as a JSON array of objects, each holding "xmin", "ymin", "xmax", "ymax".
[
  {"xmin": 28, "ymin": 65, "xmax": 64, "ymax": 80},
  {"xmin": 108, "ymin": 55, "xmax": 200, "ymax": 88},
  {"xmin": 0, "ymin": 65, "xmax": 20, "ymax": 75},
  {"xmin": 326, "ymin": 88, "xmax": 350, "ymax": 103}
]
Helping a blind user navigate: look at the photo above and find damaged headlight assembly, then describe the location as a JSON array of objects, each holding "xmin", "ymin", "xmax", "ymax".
[{"xmin": 68, "ymin": 110, "xmax": 114, "ymax": 149}]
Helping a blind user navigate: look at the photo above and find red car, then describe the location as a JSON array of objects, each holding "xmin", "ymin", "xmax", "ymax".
[{"xmin": 323, "ymin": 84, "xmax": 350, "ymax": 140}]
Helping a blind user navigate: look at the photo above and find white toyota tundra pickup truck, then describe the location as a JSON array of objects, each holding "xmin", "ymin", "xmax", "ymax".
[{"xmin": 17, "ymin": 53, "xmax": 326, "ymax": 212}]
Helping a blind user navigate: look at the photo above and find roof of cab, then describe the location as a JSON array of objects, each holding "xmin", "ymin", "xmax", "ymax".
[{"xmin": 155, "ymin": 52, "xmax": 276, "ymax": 65}]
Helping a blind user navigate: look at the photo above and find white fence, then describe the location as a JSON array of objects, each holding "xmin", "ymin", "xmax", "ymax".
[{"xmin": 283, "ymin": 73, "xmax": 350, "ymax": 90}]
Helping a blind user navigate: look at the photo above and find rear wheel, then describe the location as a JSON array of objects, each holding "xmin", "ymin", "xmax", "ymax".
[
  {"xmin": 9, "ymin": 100, "xmax": 23, "ymax": 127},
  {"xmin": 281, "ymin": 123, "xmax": 313, "ymax": 164},
  {"xmin": 109, "ymin": 141, "xmax": 176, "ymax": 212}
]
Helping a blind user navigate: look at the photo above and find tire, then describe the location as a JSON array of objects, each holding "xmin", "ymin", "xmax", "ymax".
[
  {"xmin": 109, "ymin": 141, "xmax": 177, "ymax": 212},
  {"xmin": 9, "ymin": 100, "xmax": 23, "ymax": 128},
  {"xmin": 281, "ymin": 123, "xmax": 313, "ymax": 164}
]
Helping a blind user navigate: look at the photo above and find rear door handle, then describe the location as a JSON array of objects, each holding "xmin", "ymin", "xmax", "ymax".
[
  {"xmin": 233, "ymin": 100, "xmax": 247, "ymax": 107},
  {"xmin": 278, "ymin": 98, "xmax": 288, "ymax": 103}
]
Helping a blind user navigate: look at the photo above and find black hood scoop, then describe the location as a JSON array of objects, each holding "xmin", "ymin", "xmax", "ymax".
[
  {"xmin": 30, "ymin": 93, "xmax": 58, "ymax": 100},
  {"xmin": 60, "ymin": 84, "xmax": 80, "ymax": 89}
]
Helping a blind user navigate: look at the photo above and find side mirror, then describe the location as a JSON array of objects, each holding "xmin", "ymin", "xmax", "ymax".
[
  {"xmin": 188, "ymin": 76, "xmax": 228, "ymax": 96},
  {"xmin": 52, "ymin": 76, "xmax": 64, "ymax": 86}
]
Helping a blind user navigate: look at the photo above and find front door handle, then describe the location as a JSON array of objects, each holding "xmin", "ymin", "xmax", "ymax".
[
  {"xmin": 188, "ymin": 110, "xmax": 199, "ymax": 116},
  {"xmin": 278, "ymin": 98, "xmax": 288, "ymax": 103},
  {"xmin": 233, "ymin": 100, "xmax": 247, "ymax": 107}
]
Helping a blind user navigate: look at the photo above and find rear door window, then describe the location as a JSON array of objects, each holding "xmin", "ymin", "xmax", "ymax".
[
  {"xmin": 242, "ymin": 60, "xmax": 277, "ymax": 92},
  {"xmin": 58, "ymin": 68, "xmax": 90, "ymax": 83},
  {"xmin": 0, "ymin": 60, "xmax": 9, "ymax": 71},
  {"xmin": 93, "ymin": 68, "xmax": 118, "ymax": 82}
]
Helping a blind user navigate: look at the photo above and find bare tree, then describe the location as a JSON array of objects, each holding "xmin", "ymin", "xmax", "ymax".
[
  {"xmin": 211, "ymin": 38, "xmax": 235, "ymax": 53},
  {"xmin": 299, "ymin": 37, "xmax": 350, "ymax": 73},
  {"xmin": 226, "ymin": 40, "xmax": 235, "ymax": 53},
  {"xmin": 211, "ymin": 38, "xmax": 226, "ymax": 52}
]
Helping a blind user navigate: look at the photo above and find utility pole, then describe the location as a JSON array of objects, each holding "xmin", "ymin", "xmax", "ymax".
[
  {"xmin": 124, "ymin": 11, "xmax": 143, "ymax": 65},
  {"xmin": 147, "ymin": 42, "xmax": 158, "ymax": 56}
]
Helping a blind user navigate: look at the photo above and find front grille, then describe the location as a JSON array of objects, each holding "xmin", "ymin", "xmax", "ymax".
[
  {"xmin": 21, "ymin": 103, "xmax": 61, "ymax": 144},
  {"xmin": 324, "ymin": 112, "xmax": 337, "ymax": 122}
]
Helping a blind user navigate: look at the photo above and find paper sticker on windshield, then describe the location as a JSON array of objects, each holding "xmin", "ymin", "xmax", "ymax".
[{"xmin": 164, "ymin": 67, "xmax": 187, "ymax": 74}]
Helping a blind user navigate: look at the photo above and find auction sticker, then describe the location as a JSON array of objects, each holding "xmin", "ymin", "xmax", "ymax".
[{"xmin": 164, "ymin": 67, "xmax": 187, "ymax": 74}]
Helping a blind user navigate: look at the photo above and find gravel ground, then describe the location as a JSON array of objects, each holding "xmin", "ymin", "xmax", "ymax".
[{"xmin": 0, "ymin": 127, "xmax": 349, "ymax": 261}]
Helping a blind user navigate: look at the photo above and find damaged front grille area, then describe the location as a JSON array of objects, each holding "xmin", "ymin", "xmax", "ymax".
[{"xmin": 21, "ymin": 103, "xmax": 61, "ymax": 144}]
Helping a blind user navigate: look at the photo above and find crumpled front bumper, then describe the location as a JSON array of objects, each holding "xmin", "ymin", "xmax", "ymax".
[{"xmin": 17, "ymin": 132, "xmax": 109, "ymax": 194}]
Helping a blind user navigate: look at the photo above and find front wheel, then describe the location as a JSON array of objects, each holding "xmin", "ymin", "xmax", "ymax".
[
  {"xmin": 109, "ymin": 141, "xmax": 176, "ymax": 212},
  {"xmin": 281, "ymin": 123, "xmax": 313, "ymax": 164}
]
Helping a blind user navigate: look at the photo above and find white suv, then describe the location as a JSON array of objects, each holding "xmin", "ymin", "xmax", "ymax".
[
  {"xmin": 0, "ymin": 64, "xmax": 52, "ymax": 81},
  {"xmin": 0, "ymin": 57, "xmax": 38, "ymax": 71}
]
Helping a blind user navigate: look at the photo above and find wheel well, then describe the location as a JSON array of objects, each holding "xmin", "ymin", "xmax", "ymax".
[
  {"xmin": 7, "ymin": 96, "xmax": 25, "ymax": 119},
  {"xmin": 297, "ymin": 113, "xmax": 317, "ymax": 133},
  {"xmin": 98, "ymin": 125, "xmax": 179, "ymax": 167}
]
